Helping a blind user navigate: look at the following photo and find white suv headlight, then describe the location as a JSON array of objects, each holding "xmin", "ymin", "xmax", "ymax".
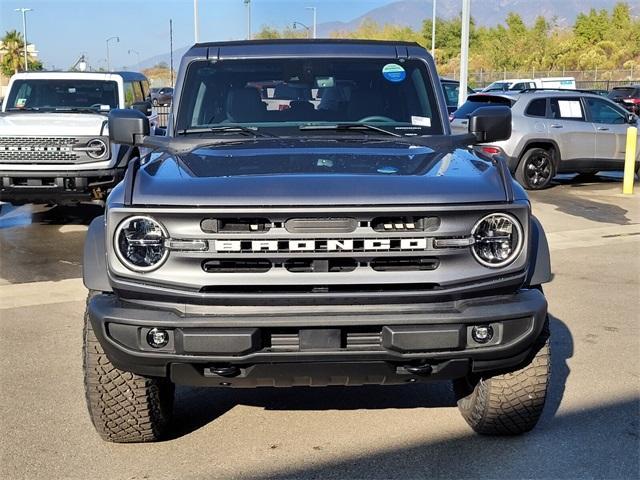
[
  {"xmin": 471, "ymin": 213, "xmax": 524, "ymax": 268},
  {"xmin": 114, "ymin": 216, "xmax": 168, "ymax": 271}
]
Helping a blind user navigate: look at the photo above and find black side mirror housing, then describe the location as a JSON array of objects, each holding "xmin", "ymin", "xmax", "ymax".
[
  {"xmin": 108, "ymin": 109, "xmax": 150, "ymax": 146},
  {"xmin": 468, "ymin": 106, "xmax": 512, "ymax": 143},
  {"xmin": 627, "ymin": 113, "xmax": 637, "ymax": 125},
  {"xmin": 131, "ymin": 100, "xmax": 153, "ymax": 116}
]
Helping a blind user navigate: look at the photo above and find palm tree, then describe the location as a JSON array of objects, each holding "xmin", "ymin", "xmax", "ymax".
[{"xmin": 1, "ymin": 30, "xmax": 25, "ymax": 75}]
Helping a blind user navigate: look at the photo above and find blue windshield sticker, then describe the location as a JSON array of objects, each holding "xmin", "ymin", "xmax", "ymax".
[{"xmin": 382, "ymin": 63, "xmax": 406, "ymax": 82}]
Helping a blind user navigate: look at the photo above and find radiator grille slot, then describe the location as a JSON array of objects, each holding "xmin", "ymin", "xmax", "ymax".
[
  {"xmin": 200, "ymin": 283, "xmax": 441, "ymax": 294},
  {"xmin": 370, "ymin": 257, "xmax": 439, "ymax": 272},
  {"xmin": 202, "ymin": 259, "xmax": 271, "ymax": 273},
  {"xmin": 201, "ymin": 218, "xmax": 271, "ymax": 233},
  {"xmin": 284, "ymin": 258, "xmax": 358, "ymax": 273},
  {"xmin": 371, "ymin": 216, "xmax": 440, "ymax": 232}
]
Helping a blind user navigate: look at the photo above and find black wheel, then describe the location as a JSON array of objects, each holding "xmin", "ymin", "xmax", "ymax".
[
  {"xmin": 454, "ymin": 316, "xmax": 550, "ymax": 435},
  {"xmin": 152, "ymin": 98, "xmax": 159, "ymax": 106},
  {"xmin": 515, "ymin": 148, "xmax": 555, "ymax": 190},
  {"xmin": 83, "ymin": 291, "xmax": 174, "ymax": 442}
]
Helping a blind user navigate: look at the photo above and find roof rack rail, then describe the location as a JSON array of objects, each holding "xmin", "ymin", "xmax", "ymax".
[{"xmin": 517, "ymin": 88, "xmax": 600, "ymax": 94}]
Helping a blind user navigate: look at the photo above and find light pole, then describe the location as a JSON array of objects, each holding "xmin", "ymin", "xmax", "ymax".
[
  {"xmin": 14, "ymin": 8, "xmax": 33, "ymax": 71},
  {"xmin": 193, "ymin": 0, "xmax": 199, "ymax": 43},
  {"xmin": 431, "ymin": 0, "xmax": 436, "ymax": 59},
  {"xmin": 106, "ymin": 36, "xmax": 119, "ymax": 71},
  {"xmin": 306, "ymin": 6, "xmax": 317, "ymax": 39},
  {"xmin": 457, "ymin": 0, "xmax": 471, "ymax": 107},
  {"xmin": 128, "ymin": 49, "xmax": 141, "ymax": 70},
  {"xmin": 292, "ymin": 21, "xmax": 311, "ymax": 39},
  {"xmin": 244, "ymin": 0, "xmax": 252, "ymax": 40}
]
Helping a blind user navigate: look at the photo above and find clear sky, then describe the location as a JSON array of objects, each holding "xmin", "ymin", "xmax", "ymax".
[{"xmin": 0, "ymin": 0, "xmax": 394, "ymax": 70}]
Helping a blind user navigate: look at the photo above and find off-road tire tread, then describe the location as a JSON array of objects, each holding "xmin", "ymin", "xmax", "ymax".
[
  {"xmin": 83, "ymin": 291, "xmax": 173, "ymax": 443},
  {"xmin": 455, "ymin": 319, "xmax": 550, "ymax": 435}
]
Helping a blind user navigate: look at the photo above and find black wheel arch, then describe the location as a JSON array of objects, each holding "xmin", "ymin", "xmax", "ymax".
[
  {"xmin": 83, "ymin": 216, "xmax": 112, "ymax": 293},
  {"xmin": 526, "ymin": 216, "xmax": 552, "ymax": 287},
  {"xmin": 518, "ymin": 139, "xmax": 561, "ymax": 171}
]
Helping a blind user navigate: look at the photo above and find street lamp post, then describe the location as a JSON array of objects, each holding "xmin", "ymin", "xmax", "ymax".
[
  {"xmin": 292, "ymin": 21, "xmax": 311, "ymax": 39},
  {"xmin": 244, "ymin": 0, "xmax": 252, "ymax": 40},
  {"xmin": 306, "ymin": 6, "xmax": 317, "ymax": 39},
  {"xmin": 193, "ymin": 0, "xmax": 199, "ymax": 43},
  {"xmin": 106, "ymin": 36, "xmax": 119, "ymax": 72},
  {"xmin": 14, "ymin": 8, "xmax": 33, "ymax": 71},
  {"xmin": 431, "ymin": 0, "xmax": 436, "ymax": 59},
  {"xmin": 457, "ymin": 0, "xmax": 471, "ymax": 107}
]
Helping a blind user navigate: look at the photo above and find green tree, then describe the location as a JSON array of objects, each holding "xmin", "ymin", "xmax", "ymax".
[{"xmin": 1, "ymin": 30, "xmax": 41, "ymax": 75}]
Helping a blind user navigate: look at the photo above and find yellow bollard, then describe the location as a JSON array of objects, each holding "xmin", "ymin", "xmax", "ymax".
[{"xmin": 623, "ymin": 126, "xmax": 638, "ymax": 195}]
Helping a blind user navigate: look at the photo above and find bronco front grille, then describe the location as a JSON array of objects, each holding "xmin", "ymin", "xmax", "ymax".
[
  {"xmin": 107, "ymin": 205, "xmax": 530, "ymax": 298},
  {"xmin": 0, "ymin": 136, "xmax": 109, "ymax": 164}
]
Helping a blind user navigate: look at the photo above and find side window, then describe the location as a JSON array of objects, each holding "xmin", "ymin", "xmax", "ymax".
[
  {"xmin": 548, "ymin": 97, "xmax": 584, "ymax": 121},
  {"xmin": 132, "ymin": 81, "xmax": 144, "ymax": 103},
  {"xmin": 123, "ymin": 81, "xmax": 135, "ymax": 107},
  {"xmin": 141, "ymin": 81, "xmax": 150, "ymax": 101},
  {"xmin": 525, "ymin": 98, "xmax": 547, "ymax": 117},
  {"xmin": 585, "ymin": 97, "xmax": 626, "ymax": 125}
]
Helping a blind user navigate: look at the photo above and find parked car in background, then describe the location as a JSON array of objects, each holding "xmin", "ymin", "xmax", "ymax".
[
  {"xmin": 0, "ymin": 71, "xmax": 156, "ymax": 205},
  {"xmin": 150, "ymin": 86, "xmax": 173, "ymax": 106},
  {"xmin": 482, "ymin": 77, "xmax": 576, "ymax": 93},
  {"xmin": 482, "ymin": 78, "xmax": 536, "ymax": 92},
  {"xmin": 440, "ymin": 78, "xmax": 475, "ymax": 114},
  {"xmin": 451, "ymin": 90, "xmax": 639, "ymax": 189},
  {"xmin": 608, "ymin": 85, "xmax": 640, "ymax": 114}
]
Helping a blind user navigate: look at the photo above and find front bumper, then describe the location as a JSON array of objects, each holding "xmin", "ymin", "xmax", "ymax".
[
  {"xmin": 0, "ymin": 168, "xmax": 124, "ymax": 204},
  {"xmin": 88, "ymin": 288, "xmax": 548, "ymax": 387}
]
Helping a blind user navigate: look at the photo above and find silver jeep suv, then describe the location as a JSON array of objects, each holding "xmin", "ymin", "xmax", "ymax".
[{"xmin": 451, "ymin": 90, "xmax": 640, "ymax": 189}]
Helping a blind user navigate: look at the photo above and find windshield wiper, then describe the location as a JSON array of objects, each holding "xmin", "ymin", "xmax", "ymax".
[
  {"xmin": 299, "ymin": 123, "xmax": 401, "ymax": 137},
  {"xmin": 6, "ymin": 107, "xmax": 46, "ymax": 112},
  {"xmin": 179, "ymin": 126, "xmax": 276, "ymax": 138},
  {"xmin": 54, "ymin": 107, "xmax": 106, "ymax": 113}
]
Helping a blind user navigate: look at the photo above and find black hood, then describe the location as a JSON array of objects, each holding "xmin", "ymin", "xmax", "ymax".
[{"xmin": 131, "ymin": 138, "xmax": 508, "ymax": 206}]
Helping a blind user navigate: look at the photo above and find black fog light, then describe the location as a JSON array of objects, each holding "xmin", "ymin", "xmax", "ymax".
[
  {"xmin": 146, "ymin": 328, "xmax": 169, "ymax": 348},
  {"xmin": 471, "ymin": 325, "xmax": 494, "ymax": 344}
]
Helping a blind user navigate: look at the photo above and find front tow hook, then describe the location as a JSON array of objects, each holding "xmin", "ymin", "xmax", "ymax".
[
  {"xmin": 210, "ymin": 365, "xmax": 241, "ymax": 377},
  {"xmin": 403, "ymin": 364, "xmax": 433, "ymax": 375}
]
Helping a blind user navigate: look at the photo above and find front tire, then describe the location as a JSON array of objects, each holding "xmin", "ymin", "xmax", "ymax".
[
  {"xmin": 454, "ymin": 317, "xmax": 550, "ymax": 435},
  {"xmin": 83, "ymin": 292, "xmax": 174, "ymax": 442},
  {"xmin": 515, "ymin": 148, "xmax": 555, "ymax": 190}
]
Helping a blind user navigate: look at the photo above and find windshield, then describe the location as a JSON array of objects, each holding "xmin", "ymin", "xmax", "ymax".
[
  {"xmin": 483, "ymin": 82, "xmax": 510, "ymax": 92},
  {"xmin": 608, "ymin": 87, "xmax": 636, "ymax": 99},
  {"xmin": 5, "ymin": 79, "xmax": 119, "ymax": 111},
  {"xmin": 176, "ymin": 58, "xmax": 443, "ymax": 136}
]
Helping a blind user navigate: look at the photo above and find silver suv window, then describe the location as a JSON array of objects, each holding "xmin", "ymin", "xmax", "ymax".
[{"xmin": 549, "ymin": 97, "xmax": 585, "ymax": 121}]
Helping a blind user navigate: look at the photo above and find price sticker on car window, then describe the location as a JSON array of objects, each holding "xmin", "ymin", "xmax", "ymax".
[{"xmin": 558, "ymin": 100, "xmax": 582, "ymax": 118}]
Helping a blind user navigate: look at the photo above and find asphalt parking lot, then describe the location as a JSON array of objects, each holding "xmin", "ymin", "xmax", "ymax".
[{"xmin": 1, "ymin": 174, "xmax": 639, "ymax": 480}]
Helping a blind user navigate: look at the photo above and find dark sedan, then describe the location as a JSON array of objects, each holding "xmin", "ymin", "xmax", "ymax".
[{"xmin": 150, "ymin": 86, "xmax": 173, "ymax": 106}]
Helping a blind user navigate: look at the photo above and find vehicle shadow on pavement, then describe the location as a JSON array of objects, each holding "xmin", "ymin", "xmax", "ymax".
[
  {"xmin": 248, "ymin": 398, "xmax": 639, "ymax": 480},
  {"xmin": 168, "ymin": 314, "xmax": 573, "ymax": 442}
]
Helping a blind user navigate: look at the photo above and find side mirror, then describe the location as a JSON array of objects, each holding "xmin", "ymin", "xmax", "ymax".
[
  {"xmin": 131, "ymin": 100, "xmax": 153, "ymax": 116},
  {"xmin": 468, "ymin": 106, "xmax": 512, "ymax": 143},
  {"xmin": 108, "ymin": 109, "xmax": 150, "ymax": 146},
  {"xmin": 627, "ymin": 113, "xmax": 637, "ymax": 125}
]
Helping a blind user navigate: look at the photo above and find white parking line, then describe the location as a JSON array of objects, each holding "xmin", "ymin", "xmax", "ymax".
[
  {"xmin": 0, "ymin": 278, "xmax": 86, "ymax": 310},
  {"xmin": 546, "ymin": 224, "xmax": 640, "ymax": 251}
]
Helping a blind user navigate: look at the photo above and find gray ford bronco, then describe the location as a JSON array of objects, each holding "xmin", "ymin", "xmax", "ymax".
[{"xmin": 82, "ymin": 40, "xmax": 552, "ymax": 443}]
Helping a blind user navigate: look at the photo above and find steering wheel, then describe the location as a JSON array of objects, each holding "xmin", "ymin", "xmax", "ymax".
[{"xmin": 358, "ymin": 116, "xmax": 395, "ymax": 123}]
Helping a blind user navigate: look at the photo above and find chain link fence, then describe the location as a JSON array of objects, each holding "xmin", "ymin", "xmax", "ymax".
[{"xmin": 442, "ymin": 69, "xmax": 639, "ymax": 89}]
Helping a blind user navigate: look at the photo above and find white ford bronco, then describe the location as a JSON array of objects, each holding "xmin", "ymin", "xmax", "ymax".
[{"xmin": 0, "ymin": 71, "xmax": 156, "ymax": 205}]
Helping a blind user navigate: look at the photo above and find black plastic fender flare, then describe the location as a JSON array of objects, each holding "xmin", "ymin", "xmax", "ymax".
[
  {"xmin": 83, "ymin": 215, "xmax": 112, "ymax": 292},
  {"xmin": 527, "ymin": 216, "xmax": 552, "ymax": 286}
]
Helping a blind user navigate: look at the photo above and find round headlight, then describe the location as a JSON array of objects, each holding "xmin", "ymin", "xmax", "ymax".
[
  {"xmin": 86, "ymin": 138, "xmax": 108, "ymax": 159},
  {"xmin": 114, "ymin": 216, "xmax": 168, "ymax": 272},
  {"xmin": 471, "ymin": 213, "xmax": 524, "ymax": 268}
]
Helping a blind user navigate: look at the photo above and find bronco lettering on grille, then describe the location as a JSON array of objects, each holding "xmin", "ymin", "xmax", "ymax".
[{"xmin": 212, "ymin": 238, "xmax": 430, "ymax": 253}]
